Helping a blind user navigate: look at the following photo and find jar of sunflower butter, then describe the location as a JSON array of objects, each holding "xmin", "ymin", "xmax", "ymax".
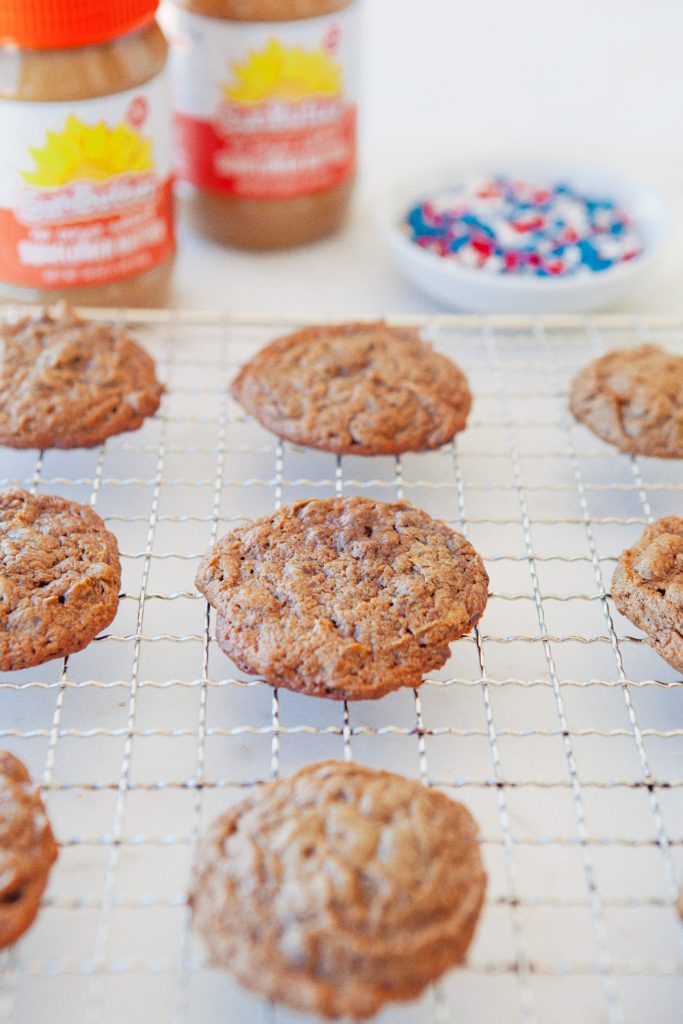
[
  {"xmin": 166, "ymin": 0, "xmax": 359, "ymax": 249},
  {"xmin": 0, "ymin": 0, "xmax": 175, "ymax": 306}
]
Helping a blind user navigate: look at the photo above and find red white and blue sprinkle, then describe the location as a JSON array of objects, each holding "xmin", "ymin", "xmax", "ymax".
[{"xmin": 403, "ymin": 176, "xmax": 643, "ymax": 277}]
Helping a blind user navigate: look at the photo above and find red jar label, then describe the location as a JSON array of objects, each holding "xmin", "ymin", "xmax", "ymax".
[{"xmin": 166, "ymin": 7, "xmax": 359, "ymax": 200}]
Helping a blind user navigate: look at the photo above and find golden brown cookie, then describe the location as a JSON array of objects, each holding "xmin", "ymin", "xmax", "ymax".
[
  {"xmin": 196, "ymin": 497, "xmax": 488, "ymax": 699},
  {"xmin": 0, "ymin": 303, "xmax": 164, "ymax": 449},
  {"xmin": 190, "ymin": 760, "xmax": 486, "ymax": 1020},
  {"xmin": 0, "ymin": 490, "xmax": 121, "ymax": 672},
  {"xmin": 0, "ymin": 751, "xmax": 58, "ymax": 949},
  {"xmin": 231, "ymin": 321, "xmax": 471, "ymax": 454},
  {"xmin": 569, "ymin": 345, "xmax": 683, "ymax": 457},
  {"xmin": 611, "ymin": 516, "xmax": 683, "ymax": 673}
]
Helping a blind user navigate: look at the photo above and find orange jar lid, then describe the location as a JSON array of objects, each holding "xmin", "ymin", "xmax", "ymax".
[{"xmin": 0, "ymin": 0, "xmax": 159, "ymax": 50}]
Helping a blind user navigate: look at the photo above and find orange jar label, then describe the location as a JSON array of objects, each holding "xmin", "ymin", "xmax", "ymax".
[
  {"xmin": 0, "ymin": 75, "xmax": 174, "ymax": 289},
  {"xmin": 166, "ymin": 7, "xmax": 358, "ymax": 199}
]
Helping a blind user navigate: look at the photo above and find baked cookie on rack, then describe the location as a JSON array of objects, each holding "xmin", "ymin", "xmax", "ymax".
[
  {"xmin": 0, "ymin": 490, "xmax": 121, "ymax": 671},
  {"xmin": 231, "ymin": 321, "xmax": 471, "ymax": 454},
  {"xmin": 190, "ymin": 759, "xmax": 486, "ymax": 1020},
  {"xmin": 611, "ymin": 516, "xmax": 683, "ymax": 674},
  {"xmin": 196, "ymin": 496, "xmax": 488, "ymax": 700},
  {"xmin": 0, "ymin": 751, "xmax": 58, "ymax": 949},
  {"xmin": 0, "ymin": 303, "xmax": 164, "ymax": 449},
  {"xmin": 569, "ymin": 345, "xmax": 683, "ymax": 457}
]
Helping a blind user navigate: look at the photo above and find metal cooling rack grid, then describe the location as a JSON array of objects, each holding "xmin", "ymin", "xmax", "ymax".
[{"xmin": 0, "ymin": 310, "xmax": 681, "ymax": 1024}]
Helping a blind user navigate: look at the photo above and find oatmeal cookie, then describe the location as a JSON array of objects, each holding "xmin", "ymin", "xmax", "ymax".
[
  {"xmin": 0, "ymin": 490, "xmax": 121, "ymax": 671},
  {"xmin": 196, "ymin": 497, "xmax": 488, "ymax": 699},
  {"xmin": 569, "ymin": 345, "xmax": 683, "ymax": 457},
  {"xmin": 612, "ymin": 516, "xmax": 683, "ymax": 673},
  {"xmin": 190, "ymin": 759, "xmax": 486, "ymax": 1020},
  {"xmin": 0, "ymin": 751, "xmax": 58, "ymax": 949},
  {"xmin": 231, "ymin": 321, "xmax": 472, "ymax": 454},
  {"xmin": 0, "ymin": 303, "xmax": 163, "ymax": 449}
]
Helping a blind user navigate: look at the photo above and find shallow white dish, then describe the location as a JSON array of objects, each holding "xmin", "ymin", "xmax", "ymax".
[{"xmin": 380, "ymin": 162, "xmax": 668, "ymax": 313}]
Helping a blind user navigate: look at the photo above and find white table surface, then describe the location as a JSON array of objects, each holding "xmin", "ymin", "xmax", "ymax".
[{"xmin": 162, "ymin": 0, "xmax": 683, "ymax": 317}]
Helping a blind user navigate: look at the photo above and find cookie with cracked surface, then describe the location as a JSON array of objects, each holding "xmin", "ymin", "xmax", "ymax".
[
  {"xmin": 231, "ymin": 321, "xmax": 472, "ymax": 454},
  {"xmin": 196, "ymin": 496, "xmax": 488, "ymax": 700},
  {"xmin": 569, "ymin": 345, "xmax": 683, "ymax": 457},
  {"xmin": 611, "ymin": 516, "xmax": 683, "ymax": 674},
  {"xmin": 0, "ymin": 489, "xmax": 121, "ymax": 672},
  {"xmin": 0, "ymin": 303, "xmax": 163, "ymax": 449},
  {"xmin": 190, "ymin": 759, "xmax": 486, "ymax": 1020},
  {"xmin": 0, "ymin": 751, "xmax": 58, "ymax": 949}
]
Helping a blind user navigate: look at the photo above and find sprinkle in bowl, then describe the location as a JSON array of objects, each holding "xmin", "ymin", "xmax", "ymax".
[{"xmin": 380, "ymin": 163, "xmax": 668, "ymax": 313}]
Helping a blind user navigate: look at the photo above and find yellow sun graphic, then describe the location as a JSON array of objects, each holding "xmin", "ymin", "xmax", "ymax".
[
  {"xmin": 224, "ymin": 38, "xmax": 341, "ymax": 103},
  {"xmin": 21, "ymin": 115, "xmax": 154, "ymax": 187}
]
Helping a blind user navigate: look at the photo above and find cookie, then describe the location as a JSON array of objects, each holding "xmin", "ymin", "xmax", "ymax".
[
  {"xmin": 0, "ymin": 751, "xmax": 58, "ymax": 949},
  {"xmin": 611, "ymin": 516, "xmax": 683, "ymax": 674},
  {"xmin": 231, "ymin": 321, "xmax": 472, "ymax": 454},
  {"xmin": 196, "ymin": 496, "xmax": 488, "ymax": 700},
  {"xmin": 0, "ymin": 490, "xmax": 121, "ymax": 672},
  {"xmin": 569, "ymin": 345, "xmax": 683, "ymax": 457},
  {"xmin": 0, "ymin": 303, "xmax": 164, "ymax": 449},
  {"xmin": 190, "ymin": 759, "xmax": 486, "ymax": 1020}
]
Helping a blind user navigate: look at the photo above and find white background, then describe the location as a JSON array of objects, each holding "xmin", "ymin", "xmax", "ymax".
[{"xmin": 163, "ymin": 0, "xmax": 683, "ymax": 315}]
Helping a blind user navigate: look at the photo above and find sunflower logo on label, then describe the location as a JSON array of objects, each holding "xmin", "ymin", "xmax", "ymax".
[
  {"xmin": 0, "ymin": 90, "xmax": 174, "ymax": 290},
  {"xmin": 18, "ymin": 115, "xmax": 157, "ymax": 224},
  {"xmin": 207, "ymin": 33, "xmax": 356, "ymax": 199},
  {"xmin": 225, "ymin": 38, "xmax": 341, "ymax": 103}
]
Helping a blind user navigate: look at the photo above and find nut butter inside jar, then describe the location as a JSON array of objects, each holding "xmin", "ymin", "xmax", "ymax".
[
  {"xmin": 0, "ymin": 1, "xmax": 175, "ymax": 306},
  {"xmin": 169, "ymin": 0, "xmax": 358, "ymax": 250}
]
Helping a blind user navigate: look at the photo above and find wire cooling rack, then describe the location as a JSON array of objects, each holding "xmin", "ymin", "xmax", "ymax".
[{"xmin": 0, "ymin": 309, "xmax": 681, "ymax": 1024}]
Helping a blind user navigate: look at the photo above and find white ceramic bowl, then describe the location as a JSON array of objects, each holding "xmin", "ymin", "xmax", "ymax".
[{"xmin": 380, "ymin": 162, "xmax": 668, "ymax": 314}]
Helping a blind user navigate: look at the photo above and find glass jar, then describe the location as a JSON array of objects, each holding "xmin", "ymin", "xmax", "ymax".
[
  {"xmin": 167, "ymin": 0, "xmax": 359, "ymax": 250},
  {"xmin": 0, "ymin": 0, "xmax": 175, "ymax": 306}
]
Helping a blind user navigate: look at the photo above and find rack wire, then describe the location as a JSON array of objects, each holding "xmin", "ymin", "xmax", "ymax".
[{"xmin": 0, "ymin": 309, "xmax": 681, "ymax": 1024}]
